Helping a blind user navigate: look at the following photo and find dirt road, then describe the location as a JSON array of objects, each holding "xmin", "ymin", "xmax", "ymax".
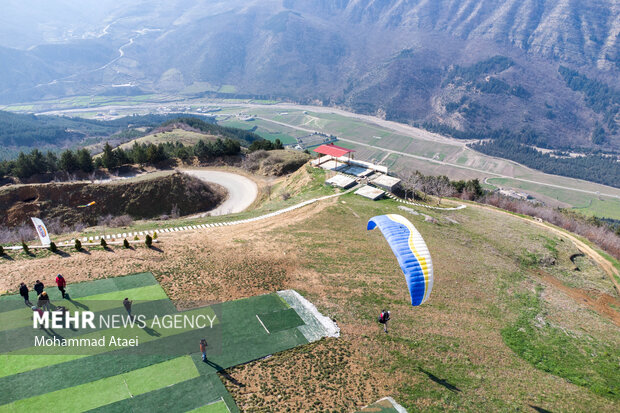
[{"xmin": 182, "ymin": 169, "xmax": 258, "ymax": 216}]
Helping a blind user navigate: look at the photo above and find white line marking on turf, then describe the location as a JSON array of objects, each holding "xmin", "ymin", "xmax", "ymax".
[
  {"xmin": 256, "ymin": 314, "xmax": 270, "ymax": 334},
  {"xmin": 123, "ymin": 378, "xmax": 133, "ymax": 398}
]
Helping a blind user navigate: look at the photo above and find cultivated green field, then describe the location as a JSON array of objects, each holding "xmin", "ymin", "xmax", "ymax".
[
  {"xmin": 217, "ymin": 118, "xmax": 300, "ymax": 145},
  {"xmin": 238, "ymin": 106, "xmax": 620, "ymax": 219}
]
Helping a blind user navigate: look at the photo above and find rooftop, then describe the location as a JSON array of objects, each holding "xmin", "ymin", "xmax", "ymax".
[{"xmin": 314, "ymin": 144, "xmax": 354, "ymax": 158}]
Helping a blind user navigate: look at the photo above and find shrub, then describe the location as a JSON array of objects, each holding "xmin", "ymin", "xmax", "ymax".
[
  {"xmin": 153, "ymin": 232, "xmax": 158, "ymax": 240},
  {"xmin": 22, "ymin": 242, "xmax": 29, "ymax": 254},
  {"xmin": 49, "ymin": 242, "xmax": 57, "ymax": 253},
  {"xmin": 97, "ymin": 214, "xmax": 134, "ymax": 228},
  {"xmin": 0, "ymin": 245, "xmax": 4, "ymax": 255},
  {"xmin": 145, "ymin": 234, "xmax": 153, "ymax": 248},
  {"xmin": 134, "ymin": 235, "xmax": 139, "ymax": 241},
  {"xmin": 123, "ymin": 239, "xmax": 130, "ymax": 248},
  {"xmin": 75, "ymin": 239, "xmax": 82, "ymax": 251},
  {"xmin": 100, "ymin": 238, "xmax": 107, "ymax": 248}
]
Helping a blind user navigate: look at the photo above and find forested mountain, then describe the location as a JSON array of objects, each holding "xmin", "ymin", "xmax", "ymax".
[
  {"xmin": 0, "ymin": 111, "xmax": 208, "ymax": 160},
  {"xmin": 0, "ymin": 0, "xmax": 618, "ymax": 151}
]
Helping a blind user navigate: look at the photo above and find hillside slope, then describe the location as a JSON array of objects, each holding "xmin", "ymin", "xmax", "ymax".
[{"xmin": 1, "ymin": 169, "xmax": 618, "ymax": 411}]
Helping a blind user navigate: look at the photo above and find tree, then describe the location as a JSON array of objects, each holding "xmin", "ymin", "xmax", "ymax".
[
  {"xmin": 123, "ymin": 239, "xmax": 130, "ymax": 248},
  {"xmin": 176, "ymin": 145, "xmax": 190, "ymax": 162},
  {"xmin": 94, "ymin": 157, "xmax": 103, "ymax": 169},
  {"xmin": 76, "ymin": 148, "xmax": 94, "ymax": 172},
  {"xmin": 59, "ymin": 150, "xmax": 79, "ymax": 172},
  {"xmin": 194, "ymin": 140, "xmax": 207, "ymax": 158},
  {"xmin": 146, "ymin": 143, "xmax": 167, "ymax": 164},
  {"xmin": 13, "ymin": 152, "xmax": 36, "ymax": 178},
  {"xmin": 400, "ymin": 170, "xmax": 419, "ymax": 200},
  {"xmin": 131, "ymin": 142, "xmax": 148, "ymax": 164},
  {"xmin": 45, "ymin": 151, "xmax": 58, "ymax": 172},
  {"xmin": 101, "ymin": 143, "xmax": 116, "ymax": 169},
  {"xmin": 29, "ymin": 149, "xmax": 47, "ymax": 174},
  {"xmin": 431, "ymin": 176, "xmax": 454, "ymax": 204},
  {"xmin": 75, "ymin": 239, "xmax": 82, "ymax": 251},
  {"xmin": 145, "ymin": 234, "xmax": 153, "ymax": 248}
]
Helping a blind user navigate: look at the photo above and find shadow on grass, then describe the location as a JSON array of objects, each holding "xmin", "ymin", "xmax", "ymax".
[
  {"xmin": 52, "ymin": 250, "xmax": 71, "ymax": 258},
  {"xmin": 204, "ymin": 359, "xmax": 245, "ymax": 388},
  {"xmin": 529, "ymin": 405, "xmax": 553, "ymax": 413},
  {"xmin": 77, "ymin": 249, "xmax": 91, "ymax": 255},
  {"xmin": 66, "ymin": 295, "xmax": 90, "ymax": 310},
  {"xmin": 142, "ymin": 325, "xmax": 161, "ymax": 337},
  {"xmin": 1, "ymin": 254, "xmax": 14, "ymax": 261},
  {"xmin": 149, "ymin": 246, "xmax": 163, "ymax": 253},
  {"xmin": 41, "ymin": 327, "xmax": 65, "ymax": 341},
  {"xmin": 419, "ymin": 368, "xmax": 461, "ymax": 393}
]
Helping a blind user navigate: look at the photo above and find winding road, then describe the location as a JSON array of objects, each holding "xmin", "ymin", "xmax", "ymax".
[{"xmin": 182, "ymin": 169, "xmax": 258, "ymax": 216}]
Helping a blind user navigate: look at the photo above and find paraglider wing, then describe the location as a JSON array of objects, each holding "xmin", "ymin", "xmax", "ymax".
[
  {"xmin": 367, "ymin": 214, "xmax": 433, "ymax": 306},
  {"xmin": 77, "ymin": 201, "xmax": 96, "ymax": 208}
]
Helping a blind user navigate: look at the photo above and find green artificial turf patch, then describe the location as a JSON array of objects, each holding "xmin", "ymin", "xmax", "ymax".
[
  {"xmin": 0, "ymin": 273, "xmax": 158, "ymax": 313},
  {"xmin": 2, "ymin": 357, "xmax": 198, "ymax": 412},
  {"xmin": 256, "ymin": 308, "xmax": 304, "ymax": 333},
  {"xmin": 1, "ymin": 274, "xmax": 321, "ymax": 413}
]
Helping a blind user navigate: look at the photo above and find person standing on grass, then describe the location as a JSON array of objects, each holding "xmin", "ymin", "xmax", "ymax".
[
  {"xmin": 38, "ymin": 292, "xmax": 50, "ymax": 312},
  {"xmin": 34, "ymin": 280, "xmax": 44, "ymax": 296},
  {"xmin": 55, "ymin": 274, "xmax": 67, "ymax": 298},
  {"xmin": 378, "ymin": 309, "xmax": 391, "ymax": 333},
  {"xmin": 19, "ymin": 283, "xmax": 31, "ymax": 306},
  {"xmin": 123, "ymin": 298, "xmax": 132, "ymax": 317},
  {"xmin": 32, "ymin": 306, "xmax": 44, "ymax": 328},
  {"xmin": 200, "ymin": 339, "xmax": 208, "ymax": 362}
]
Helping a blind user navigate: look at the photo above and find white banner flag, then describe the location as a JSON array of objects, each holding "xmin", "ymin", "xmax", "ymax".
[{"xmin": 30, "ymin": 217, "xmax": 51, "ymax": 246}]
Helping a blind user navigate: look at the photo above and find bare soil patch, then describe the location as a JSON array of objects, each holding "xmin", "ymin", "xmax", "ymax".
[
  {"xmin": 537, "ymin": 270, "xmax": 620, "ymax": 327},
  {"xmin": 224, "ymin": 338, "xmax": 386, "ymax": 412}
]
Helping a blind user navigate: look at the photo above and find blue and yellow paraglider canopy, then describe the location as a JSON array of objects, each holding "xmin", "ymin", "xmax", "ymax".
[{"xmin": 367, "ymin": 214, "xmax": 434, "ymax": 306}]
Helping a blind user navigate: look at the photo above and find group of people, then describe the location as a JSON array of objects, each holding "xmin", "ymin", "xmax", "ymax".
[{"xmin": 19, "ymin": 274, "xmax": 67, "ymax": 313}]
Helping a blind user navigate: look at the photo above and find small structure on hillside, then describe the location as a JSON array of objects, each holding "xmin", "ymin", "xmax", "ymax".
[
  {"xmin": 355, "ymin": 185, "xmax": 385, "ymax": 200},
  {"xmin": 371, "ymin": 174, "xmax": 402, "ymax": 192},
  {"xmin": 325, "ymin": 175, "xmax": 357, "ymax": 189},
  {"xmin": 313, "ymin": 144, "xmax": 354, "ymax": 170},
  {"xmin": 498, "ymin": 188, "xmax": 531, "ymax": 200}
]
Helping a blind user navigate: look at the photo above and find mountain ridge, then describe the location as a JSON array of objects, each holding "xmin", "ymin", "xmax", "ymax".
[{"xmin": 0, "ymin": 0, "xmax": 618, "ymax": 151}]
